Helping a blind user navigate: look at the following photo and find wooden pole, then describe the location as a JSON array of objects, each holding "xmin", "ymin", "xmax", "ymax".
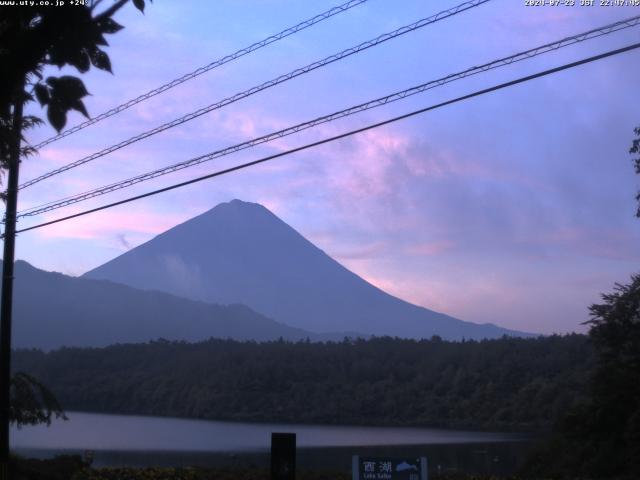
[{"xmin": 0, "ymin": 81, "xmax": 24, "ymax": 480}]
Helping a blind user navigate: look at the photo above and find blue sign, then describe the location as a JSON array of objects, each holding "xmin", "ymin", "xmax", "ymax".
[{"xmin": 352, "ymin": 456, "xmax": 428, "ymax": 480}]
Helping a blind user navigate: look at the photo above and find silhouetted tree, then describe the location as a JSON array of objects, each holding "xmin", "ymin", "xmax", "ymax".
[
  {"xmin": 12, "ymin": 335, "xmax": 592, "ymax": 431},
  {"xmin": 629, "ymin": 127, "xmax": 640, "ymax": 217},
  {"xmin": 581, "ymin": 275, "xmax": 640, "ymax": 477},
  {"xmin": 1, "ymin": 0, "xmax": 151, "ymax": 164},
  {"xmin": 0, "ymin": 0, "xmax": 151, "ymax": 428},
  {"xmin": 10, "ymin": 373, "xmax": 65, "ymax": 428}
]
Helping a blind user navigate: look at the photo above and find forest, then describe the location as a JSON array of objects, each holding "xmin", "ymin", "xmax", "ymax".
[{"xmin": 13, "ymin": 334, "xmax": 591, "ymax": 431}]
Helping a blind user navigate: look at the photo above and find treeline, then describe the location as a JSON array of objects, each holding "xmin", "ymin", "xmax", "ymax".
[{"xmin": 13, "ymin": 334, "xmax": 591, "ymax": 431}]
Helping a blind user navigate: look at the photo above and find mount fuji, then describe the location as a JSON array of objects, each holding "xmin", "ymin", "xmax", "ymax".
[{"xmin": 84, "ymin": 199, "xmax": 531, "ymax": 340}]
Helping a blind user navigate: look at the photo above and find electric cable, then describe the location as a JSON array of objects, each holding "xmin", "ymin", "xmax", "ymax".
[
  {"xmin": 31, "ymin": 0, "xmax": 370, "ymax": 150},
  {"xmin": 19, "ymin": 0, "xmax": 490, "ymax": 190},
  {"xmin": 12, "ymin": 41, "xmax": 640, "ymax": 236},
  {"xmin": 17, "ymin": 14, "xmax": 640, "ymax": 218}
]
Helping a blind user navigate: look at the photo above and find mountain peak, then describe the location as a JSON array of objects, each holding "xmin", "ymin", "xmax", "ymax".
[
  {"xmin": 84, "ymin": 201, "xmax": 532, "ymax": 340},
  {"xmin": 217, "ymin": 198, "xmax": 262, "ymax": 210},
  {"xmin": 210, "ymin": 198, "xmax": 272, "ymax": 213},
  {"xmin": 229, "ymin": 198, "xmax": 257, "ymax": 206},
  {"xmin": 192, "ymin": 199, "xmax": 276, "ymax": 227}
]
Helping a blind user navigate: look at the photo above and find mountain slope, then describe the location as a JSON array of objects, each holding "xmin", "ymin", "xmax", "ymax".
[
  {"xmin": 9, "ymin": 260, "xmax": 325, "ymax": 350},
  {"xmin": 84, "ymin": 199, "xmax": 531, "ymax": 340}
]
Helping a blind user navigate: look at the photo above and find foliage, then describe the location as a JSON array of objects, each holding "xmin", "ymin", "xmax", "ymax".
[
  {"xmin": 13, "ymin": 334, "xmax": 592, "ymax": 431},
  {"xmin": 0, "ymin": 0, "xmax": 150, "ymax": 171},
  {"xmin": 10, "ymin": 372, "xmax": 66, "ymax": 428},
  {"xmin": 578, "ymin": 275, "xmax": 640, "ymax": 477},
  {"xmin": 1, "ymin": 0, "xmax": 150, "ymax": 432},
  {"xmin": 9, "ymin": 456, "xmax": 528, "ymax": 480},
  {"xmin": 587, "ymin": 275, "xmax": 640, "ymax": 450},
  {"xmin": 524, "ymin": 276, "xmax": 640, "ymax": 479},
  {"xmin": 11, "ymin": 454, "xmax": 87, "ymax": 480},
  {"xmin": 628, "ymin": 128, "xmax": 640, "ymax": 217},
  {"xmin": 69, "ymin": 468, "xmax": 515, "ymax": 480},
  {"xmin": 8, "ymin": 459, "xmax": 549, "ymax": 480},
  {"xmin": 70, "ymin": 466, "xmax": 278, "ymax": 480}
]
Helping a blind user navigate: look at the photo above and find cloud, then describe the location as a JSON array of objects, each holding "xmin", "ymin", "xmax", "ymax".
[
  {"xmin": 160, "ymin": 253, "xmax": 207, "ymax": 296},
  {"xmin": 528, "ymin": 226, "xmax": 640, "ymax": 261},
  {"xmin": 331, "ymin": 241, "xmax": 389, "ymax": 260},
  {"xmin": 116, "ymin": 233, "xmax": 131, "ymax": 250},
  {"xmin": 405, "ymin": 240, "xmax": 455, "ymax": 257},
  {"xmin": 324, "ymin": 128, "xmax": 408, "ymax": 199},
  {"xmin": 35, "ymin": 207, "xmax": 185, "ymax": 244}
]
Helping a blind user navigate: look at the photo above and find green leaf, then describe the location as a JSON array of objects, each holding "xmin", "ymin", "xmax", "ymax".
[
  {"xmin": 73, "ymin": 50, "xmax": 91, "ymax": 73},
  {"xmin": 95, "ymin": 33, "xmax": 109, "ymax": 47},
  {"xmin": 99, "ymin": 18, "xmax": 124, "ymax": 34},
  {"xmin": 44, "ymin": 76, "xmax": 90, "ymax": 131},
  {"xmin": 54, "ymin": 76, "xmax": 89, "ymax": 99},
  {"xmin": 89, "ymin": 48, "xmax": 112, "ymax": 73},
  {"xmin": 47, "ymin": 103, "xmax": 66, "ymax": 132},
  {"xmin": 10, "ymin": 372, "xmax": 66, "ymax": 428},
  {"xmin": 133, "ymin": 0, "xmax": 145, "ymax": 13},
  {"xmin": 21, "ymin": 115, "xmax": 44, "ymax": 130},
  {"xmin": 34, "ymin": 84, "xmax": 50, "ymax": 106},
  {"xmin": 70, "ymin": 99, "xmax": 89, "ymax": 119}
]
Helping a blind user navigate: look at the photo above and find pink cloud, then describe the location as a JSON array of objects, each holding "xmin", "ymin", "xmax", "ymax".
[
  {"xmin": 529, "ymin": 227, "xmax": 640, "ymax": 261},
  {"xmin": 324, "ymin": 128, "xmax": 409, "ymax": 199},
  {"xmin": 27, "ymin": 146, "xmax": 96, "ymax": 170},
  {"xmin": 331, "ymin": 241, "xmax": 388, "ymax": 260},
  {"xmin": 218, "ymin": 111, "xmax": 259, "ymax": 139},
  {"xmin": 401, "ymin": 141, "xmax": 550, "ymax": 190},
  {"xmin": 36, "ymin": 207, "xmax": 185, "ymax": 243},
  {"xmin": 405, "ymin": 240, "xmax": 455, "ymax": 257},
  {"xmin": 344, "ymin": 259, "xmax": 453, "ymax": 315},
  {"xmin": 258, "ymin": 196, "xmax": 290, "ymax": 217},
  {"xmin": 348, "ymin": 261, "xmax": 401, "ymax": 296}
]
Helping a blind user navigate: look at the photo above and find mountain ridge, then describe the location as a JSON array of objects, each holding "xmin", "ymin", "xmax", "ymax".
[{"xmin": 8, "ymin": 259, "xmax": 357, "ymax": 350}]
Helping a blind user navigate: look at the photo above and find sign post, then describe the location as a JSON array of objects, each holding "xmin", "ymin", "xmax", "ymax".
[{"xmin": 271, "ymin": 432, "xmax": 296, "ymax": 480}]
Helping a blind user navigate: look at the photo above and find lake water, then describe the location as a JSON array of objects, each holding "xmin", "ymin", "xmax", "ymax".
[{"xmin": 12, "ymin": 411, "xmax": 535, "ymax": 475}]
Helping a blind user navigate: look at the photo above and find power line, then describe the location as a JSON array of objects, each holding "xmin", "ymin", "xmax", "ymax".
[
  {"xmin": 19, "ymin": 0, "xmax": 490, "ymax": 190},
  {"xmin": 31, "ymin": 0, "xmax": 370, "ymax": 150},
  {"xmin": 17, "ymin": 14, "xmax": 640, "ymax": 219},
  {"xmin": 12, "ymin": 41, "xmax": 640, "ymax": 237}
]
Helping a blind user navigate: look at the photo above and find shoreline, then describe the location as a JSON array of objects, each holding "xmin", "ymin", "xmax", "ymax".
[{"xmin": 14, "ymin": 439, "xmax": 534, "ymax": 474}]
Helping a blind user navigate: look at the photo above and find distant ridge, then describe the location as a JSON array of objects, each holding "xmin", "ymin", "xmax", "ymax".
[
  {"xmin": 8, "ymin": 260, "xmax": 354, "ymax": 350},
  {"xmin": 84, "ymin": 199, "xmax": 533, "ymax": 340}
]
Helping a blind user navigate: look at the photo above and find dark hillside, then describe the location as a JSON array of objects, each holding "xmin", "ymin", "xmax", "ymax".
[{"xmin": 7, "ymin": 260, "xmax": 335, "ymax": 349}]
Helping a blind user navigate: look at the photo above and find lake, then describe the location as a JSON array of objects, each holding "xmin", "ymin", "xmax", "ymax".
[{"xmin": 12, "ymin": 411, "xmax": 535, "ymax": 475}]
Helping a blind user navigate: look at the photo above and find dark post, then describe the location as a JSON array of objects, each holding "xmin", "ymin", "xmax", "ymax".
[
  {"xmin": 0, "ymin": 82, "xmax": 24, "ymax": 480},
  {"xmin": 270, "ymin": 432, "xmax": 296, "ymax": 480}
]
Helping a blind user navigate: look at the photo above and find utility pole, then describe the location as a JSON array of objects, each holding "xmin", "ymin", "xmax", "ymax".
[{"xmin": 0, "ymin": 81, "xmax": 24, "ymax": 480}]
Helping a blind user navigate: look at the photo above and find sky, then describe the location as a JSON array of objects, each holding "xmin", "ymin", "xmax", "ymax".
[{"xmin": 10, "ymin": 0, "xmax": 640, "ymax": 335}]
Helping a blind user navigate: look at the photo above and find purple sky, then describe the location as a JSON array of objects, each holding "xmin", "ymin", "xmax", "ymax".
[{"xmin": 12, "ymin": 0, "xmax": 640, "ymax": 335}]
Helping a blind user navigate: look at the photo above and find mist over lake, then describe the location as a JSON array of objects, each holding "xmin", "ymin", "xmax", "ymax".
[
  {"xmin": 12, "ymin": 412, "xmax": 531, "ymax": 474},
  {"xmin": 13, "ymin": 412, "xmax": 525, "ymax": 452}
]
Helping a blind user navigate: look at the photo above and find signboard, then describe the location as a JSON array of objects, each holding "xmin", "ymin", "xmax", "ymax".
[{"xmin": 352, "ymin": 456, "xmax": 428, "ymax": 480}]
